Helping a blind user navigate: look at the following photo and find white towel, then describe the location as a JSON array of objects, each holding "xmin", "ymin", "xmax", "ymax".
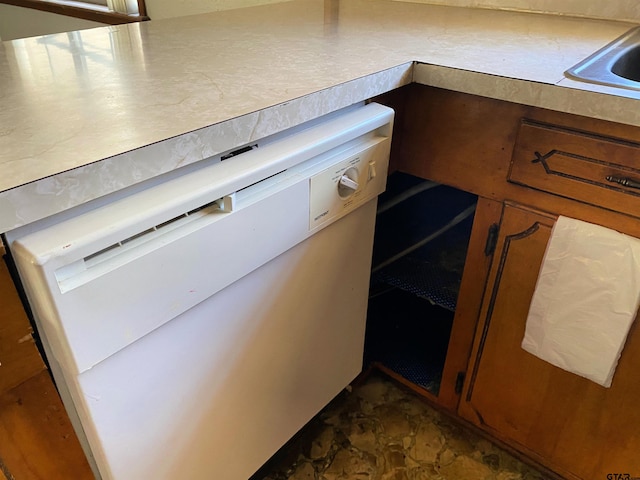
[{"xmin": 522, "ymin": 216, "xmax": 640, "ymax": 387}]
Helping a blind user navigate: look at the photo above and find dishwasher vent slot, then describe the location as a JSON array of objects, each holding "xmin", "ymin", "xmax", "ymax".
[
  {"xmin": 55, "ymin": 199, "xmax": 226, "ymax": 292},
  {"xmin": 84, "ymin": 199, "xmax": 221, "ymax": 263}
]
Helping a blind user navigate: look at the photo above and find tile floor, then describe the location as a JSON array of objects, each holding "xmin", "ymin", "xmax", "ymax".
[{"xmin": 253, "ymin": 372, "xmax": 548, "ymax": 480}]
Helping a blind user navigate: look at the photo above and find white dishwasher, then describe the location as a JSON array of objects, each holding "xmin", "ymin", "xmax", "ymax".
[{"xmin": 5, "ymin": 103, "xmax": 393, "ymax": 480}]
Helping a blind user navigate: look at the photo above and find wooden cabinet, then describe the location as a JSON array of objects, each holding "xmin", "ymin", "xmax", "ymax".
[
  {"xmin": 0, "ymin": 240, "xmax": 92, "ymax": 479},
  {"xmin": 509, "ymin": 120, "xmax": 640, "ymax": 219},
  {"xmin": 0, "ymin": 239, "xmax": 44, "ymax": 394},
  {"xmin": 376, "ymin": 84, "xmax": 640, "ymax": 479},
  {"xmin": 459, "ymin": 202, "xmax": 640, "ymax": 479}
]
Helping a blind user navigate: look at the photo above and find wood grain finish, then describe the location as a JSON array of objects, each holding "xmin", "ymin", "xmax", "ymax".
[
  {"xmin": 510, "ymin": 120, "xmax": 640, "ymax": 219},
  {"xmin": 375, "ymin": 87, "xmax": 507, "ymax": 406},
  {"xmin": 459, "ymin": 203, "xmax": 640, "ymax": 480},
  {"xmin": 0, "ymin": 244, "xmax": 90, "ymax": 479},
  {"xmin": 377, "ymin": 85, "xmax": 640, "ymax": 479},
  {"xmin": 0, "ymin": 371, "xmax": 93, "ymax": 480},
  {"xmin": 436, "ymin": 196, "xmax": 502, "ymax": 412},
  {"xmin": 397, "ymin": 85, "xmax": 640, "ymax": 239},
  {"xmin": 395, "ymin": 84, "xmax": 526, "ymax": 199},
  {"xmin": 0, "ymin": 244, "xmax": 45, "ymax": 396}
]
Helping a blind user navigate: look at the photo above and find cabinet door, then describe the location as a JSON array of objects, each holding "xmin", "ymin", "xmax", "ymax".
[{"xmin": 459, "ymin": 203, "xmax": 640, "ymax": 480}]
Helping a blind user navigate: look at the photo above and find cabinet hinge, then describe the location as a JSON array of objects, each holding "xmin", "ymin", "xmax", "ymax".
[
  {"xmin": 484, "ymin": 223, "xmax": 499, "ymax": 256},
  {"xmin": 455, "ymin": 371, "xmax": 465, "ymax": 395}
]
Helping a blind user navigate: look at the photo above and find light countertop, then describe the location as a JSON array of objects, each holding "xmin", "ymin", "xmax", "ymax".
[{"xmin": 1, "ymin": 0, "xmax": 638, "ymax": 231}]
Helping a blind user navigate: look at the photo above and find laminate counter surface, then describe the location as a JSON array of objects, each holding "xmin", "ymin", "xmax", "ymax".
[{"xmin": 0, "ymin": 0, "xmax": 637, "ymax": 231}]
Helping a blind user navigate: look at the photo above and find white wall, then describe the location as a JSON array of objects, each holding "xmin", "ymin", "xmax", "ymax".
[
  {"xmin": 0, "ymin": 0, "xmax": 289, "ymax": 41},
  {"xmin": 144, "ymin": 0, "xmax": 287, "ymax": 20},
  {"xmin": 3, "ymin": 0, "xmax": 635, "ymax": 43},
  {"xmin": 395, "ymin": 0, "xmax": 640, "ymax": 23},
  {"xmin": 0, "ymin": 4, "xmax": 104, "ymax": 41}
]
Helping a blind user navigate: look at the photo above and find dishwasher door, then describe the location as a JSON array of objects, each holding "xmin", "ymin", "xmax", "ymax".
[
  {"xmin": 6, "ymin": 103, "xmax": 393, "ymax": 479},
  {"xmin": 56, "ymin": 197, "xmax": 377, "ymax": 480}
]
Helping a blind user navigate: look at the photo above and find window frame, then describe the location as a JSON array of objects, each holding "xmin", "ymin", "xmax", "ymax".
[{"xmin": 0, "ymin": 0, "xmax": 148, "ymax": 24}]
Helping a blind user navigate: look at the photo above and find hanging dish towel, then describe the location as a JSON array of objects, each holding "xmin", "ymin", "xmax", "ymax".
[{"xmin": 522, "ymin": 216, "xmax": 640, "ymax": 387}]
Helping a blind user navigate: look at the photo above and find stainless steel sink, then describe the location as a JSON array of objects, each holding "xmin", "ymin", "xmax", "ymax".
[{"xmin": 566, "ymin": 26, "xmax": 640, "ymax": 91}]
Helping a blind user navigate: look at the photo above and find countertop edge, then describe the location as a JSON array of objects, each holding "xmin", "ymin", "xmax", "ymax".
[
  {"xmin": 0, "ymin": 63, "xmax": 414, "ymax": 233},
  {"xmin": 3, "ymin": 59, "xmax": 640, "ymax": 233},
  {"xmin": 413, "ymin": 63, "xmax": 640, "ymax": 126}
]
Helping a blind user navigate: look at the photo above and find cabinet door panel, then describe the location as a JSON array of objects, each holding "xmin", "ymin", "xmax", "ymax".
[{"xmin": 459, "ymin": 203, "xmax": 640, "ymax": 480}]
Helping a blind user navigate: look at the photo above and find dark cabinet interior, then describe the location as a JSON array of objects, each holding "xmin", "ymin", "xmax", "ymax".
[{"xmin": 364, "ymin": 172, "xmax": 477, "ymax": 396}]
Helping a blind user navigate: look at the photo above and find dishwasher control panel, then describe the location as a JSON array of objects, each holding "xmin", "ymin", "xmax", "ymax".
[{"xmin": 309, "ymin": 137, "xmax": 389, "ymax": 230}]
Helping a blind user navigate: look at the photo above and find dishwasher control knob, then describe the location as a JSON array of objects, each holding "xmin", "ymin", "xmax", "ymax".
[{"xmin": 338, "ymin": 168, "xmax": 359, "ymax": 198}]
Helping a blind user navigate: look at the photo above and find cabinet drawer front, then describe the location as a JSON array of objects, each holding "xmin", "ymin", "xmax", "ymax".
[{"xmin": 509, "ymin": 121, "xmax": 640, "ymax": 217}]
